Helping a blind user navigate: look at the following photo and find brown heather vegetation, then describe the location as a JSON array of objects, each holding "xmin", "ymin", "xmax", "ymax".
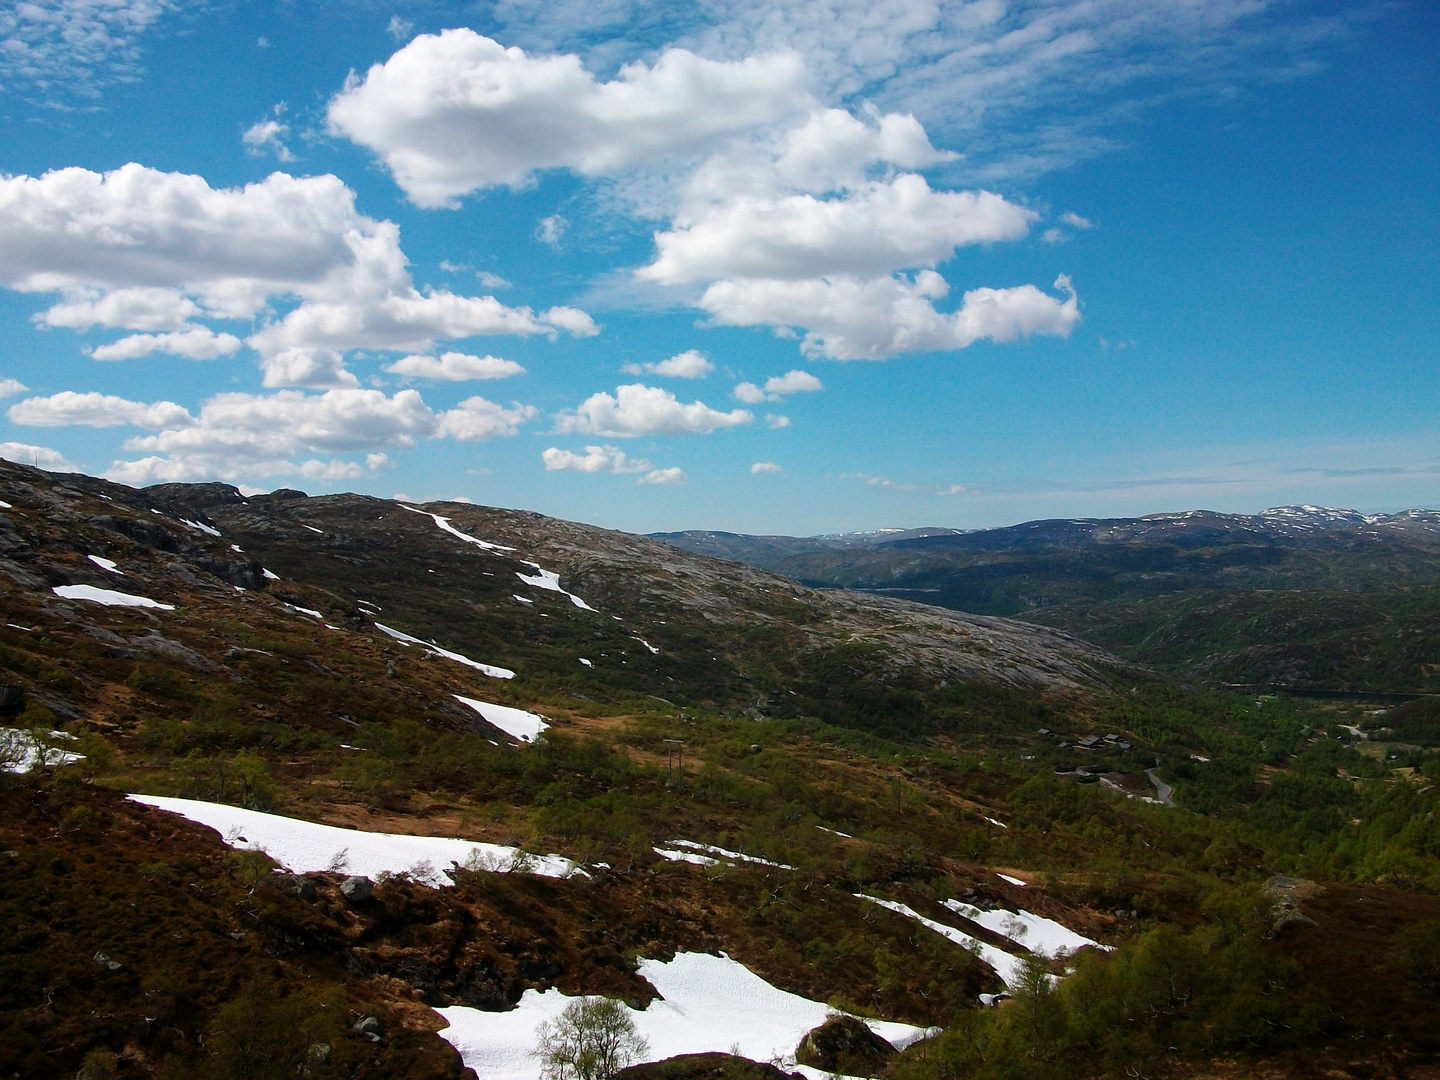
[{"xmin": 0, "ymin": 462, "xmax": 1437, "ymax": 1079}]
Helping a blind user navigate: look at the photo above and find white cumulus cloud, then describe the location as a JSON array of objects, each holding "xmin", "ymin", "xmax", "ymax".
[
  {"xmin": 434, "ymin": 396, "xmax": 538, "ymax": 440},
  {"xmin": 702, "ymin": 272, "xmax": 1080, "ymax": 360},
  {"xmin": 326, "ymin": 29, "xmax": 811, "ymax": 206},
  {"xmin": 90, "ymin": 327, "xmax": 243, "ymax": 361},
  {"xmin": 9, "ymin": 391, "xmax": 194, "ymax": 430},
  {"xmin": 621, "ymin": 349, "xmax": 714, "ymax": 379},
  {"xmin": 0, "ymin": 441, "xmax": 77, "ymax": 472},
  {"xmin": 0, "ymin": 163, "xmax": 595, "ymax": 388},
  {"xmin": 0, "ymin": 379, "xmax": 29, "ymax": 398},
  {"xmin": 641, "ymin": 176, "xmax": 1032, "ymax": 285},
  {"xmin": 690, "ymin": 107, "xmax": 956, "ymax": 203},
  {"xmin": 385, "ymin": 351, "xmax": 526, "ymax": 381},
  {"xmin": 735, "ymin": 369, "xmax": 822, "ymax": 402},
  {"xmin": 617, "ymin": 100, "xmax": 1063, "ymax": 364},
  {"xmin": 542, "ymin": 444, "xmax": 685, "ymax": 484},
  {"xmin": 4, "ymin": 385, "xmax": 535, "ymax": 484},
  {"xmin": 37, "ymin": 286, "xmax": 203, "ymax": 331},
  {"xmin": 242, "ymin": 114, "xmax": 295, "ymax": 162},
  {"xmin": 542, "ymin": 445, "xmax": 649, "ymax": 474},
  {"xmin": 751, "ymin": 461, "xmax": 782, "ymax": 474},
  {"xmin": 555, "ymin": 383, "xmax": 752, "ymax": 437}
]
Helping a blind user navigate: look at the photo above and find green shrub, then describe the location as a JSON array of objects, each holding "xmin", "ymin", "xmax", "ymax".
[{"xmin": 202, "ymin": 980, "xmax": 336, "ymax": 1080}]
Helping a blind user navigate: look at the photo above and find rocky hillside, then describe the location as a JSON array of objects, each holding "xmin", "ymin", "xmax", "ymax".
[
  {"xmin": 4, "ymin": 463, "xmax": 1440, "ymax": 1080},
  {"xmin": 0, "ymin": 460, "xmax": 1134, "ymax": 740}
]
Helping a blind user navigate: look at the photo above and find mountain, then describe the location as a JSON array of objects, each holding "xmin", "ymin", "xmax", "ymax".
[
  {"xmin": 656, "ymin": 507, "xmax": 1440, "ymax": 693},
  {"xmin": 3, "ymin": 464, "xmax": 1439, "ymax": 1080}
]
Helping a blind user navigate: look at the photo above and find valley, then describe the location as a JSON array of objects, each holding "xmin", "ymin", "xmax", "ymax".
[
  {"xmin": 658, "ymin": 509, "xmax": 1440, "ymax": 694},
  {"xmin": 1, "ymin": 463, "xmax": 1437, "ymax": 1080}
]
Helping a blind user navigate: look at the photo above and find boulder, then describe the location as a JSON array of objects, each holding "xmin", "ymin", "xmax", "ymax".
[
  {"xmin": 795, "ymin": 1014, "xmax": 896, "ymax": 1077},
  {"xmin": 278, "ymin": 873, "xmax": 316, "ymax": 901},
  {"xmin": 340, "ymin": 875, "xmax": 374, "ymax": 903}
]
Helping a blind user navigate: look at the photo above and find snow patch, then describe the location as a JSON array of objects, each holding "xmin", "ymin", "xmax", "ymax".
[
  {"xmin": 262, "ymin": 568, "xmax": 280, "ymax": 580},
  {"xmin": 1, "ymin": 728, "xmax": 84, "ymax": 773},
  {"xmin": 87, "ymin": 555, "xmax": 122, "ymax": 574},
  {"xmin": 653, "ymin": 846, "xmax": 720, "ymax": 866},
  {"xmin": 179, "ymin": 517, "xmax": 221, "ymax": 537},
  {"xmin": 996, "ymin": 873, "xmax": 1028, "ymax": 887},
  {"xmin": 513, "ymin": 594, "xmax": 534, "ymax": 604},
  {"xmin": 435, "ymin": 951, "xmax": 932, "ymax": 1080},
  {"xmin": 856, "ymin": 894, "xmax": 1028, "ymax": 990},
  {"xmin": 633, "ymin": 637, "xmax": 660, "ymax": 655},
  {"xmin": 579, "ymin": 657, "xmax": 593, "ymax": 668},
  {"xmin": 302, "ymin": 524, "xmax": 323, "ymax": 534},
  {"xmin": 52, "ymin": 584, "xmax": 173, "ymax": 610},
  {"xmin": 943, "ymin": 900, "xmax": 1110, "ymax": 958},
  {"xmin": 515, "ymin": 563, "xmax": 595, "ymax": 610},
  {"xmin": 127, "ymin": 795, "xmax": 579, "ymax": 883},
  {"xmin": 283, "ymin": 602, "xmax": 324, "ymax": 619},
  {"xmin": 373, "ymin": 622, "xmax": 515, "ymax": 679},
  {"xmin": 454, "ymin": 696, "xmax": 549, "ymax": 743},
  {"xmin": 401, "ymin": 504, "xmax": 515, "ymax": 552},
  {"xmin": 666, "ymin": 839, "xmax": 794, "ymax": 870}
]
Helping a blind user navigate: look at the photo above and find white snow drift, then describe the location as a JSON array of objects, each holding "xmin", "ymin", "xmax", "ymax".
[
  {"xmin": 128, "ymin": 795, "xmax": 579, "ymax": 883},
  {"xmin": 435, "ymin": 951, "xmax": 931, "ymax": 1080},
  {"xmin": 943, "ymin": 900, "xmax": 1110, "ymax": 959},
  {"xmin": 401, "ymin": 504, "xmax": 516, "ymax": 552},
  {"xmin": 374, "ymin": 622, "xmax": 515, "ymax": 679},
  {"xmin": 857, "ymin": 895, "xmax": 1028, "ymax": 990},
  {"xmin": 52, "ymin": 584, "xmax": 174, "ymax": 610},
  {"xmin": 454, "ymin": 696, "xmax": 549, "ymax": 743},
  {"xmin": 663, "ymin": 839, "xmax": 794, "ymax": 870},
  {"xmin": 1, "ymin": 728, "xmax": 83, "ymax": 773},
  {"xmin": 514, "ymin": 564, "xmax": 594, "ymax": 611}
]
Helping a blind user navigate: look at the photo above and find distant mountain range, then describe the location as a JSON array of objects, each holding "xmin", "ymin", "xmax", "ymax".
[
  {"xmin": 654, "ymin": 506, "xmax": 1440, "ymax": 568},
  {"xmin": 655, "ymin": 507, "xmax": 1440, "ymax": 694}
]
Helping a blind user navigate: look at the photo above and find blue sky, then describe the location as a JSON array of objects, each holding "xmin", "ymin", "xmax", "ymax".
[{"xmin": 0, "ymin": 0, "xmax": 1435, "ymax": 534}]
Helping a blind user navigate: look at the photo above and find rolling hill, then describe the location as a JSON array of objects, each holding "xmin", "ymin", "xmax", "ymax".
[{"xmin": 656, "ymin": 508, "xmax": 1440, "ymax": 692}]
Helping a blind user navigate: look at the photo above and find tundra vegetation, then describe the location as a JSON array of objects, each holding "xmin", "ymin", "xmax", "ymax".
[{"xmin": 0, "ymin": 462, "xmax": 1435, "ymax": 1079}]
